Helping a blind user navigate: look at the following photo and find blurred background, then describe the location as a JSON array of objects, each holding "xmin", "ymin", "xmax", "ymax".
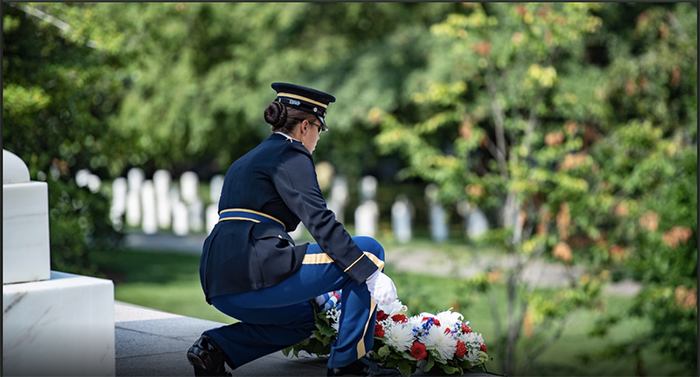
[{"xmin": 3, "ymin": 2, "xmax": 697, "ymax": 376}]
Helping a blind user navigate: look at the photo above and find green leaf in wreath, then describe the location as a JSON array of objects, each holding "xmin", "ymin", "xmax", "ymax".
[
  {"xmin": 397, "ymin": 360, "xmax": 414, "ymax": 377},
  {"xmin": 457, "ymin": 359, "xmax": 472, "ymax": 370},
  {"xmin": 438, "ymin": 364, "xmax": 457, "ymax": 375},
  {"xmin": 399, "ymin": 351, "xmax": 417, "ymax": 361},
  {"xmin": 378, "ymin": 345, "xmax": 391, "ymax": 358},
  {"xmin": 319, "ymin": 326, "xmax": 337, "ymax": 338},
  {"xmin": 422, "ymin": 356, "xmax": 435, "ymax": 372}
]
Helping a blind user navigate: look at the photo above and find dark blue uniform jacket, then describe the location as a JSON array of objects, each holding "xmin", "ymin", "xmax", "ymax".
[{"xmin": 200, "ymin": 133, "xmax": 378, "ymax": 302}]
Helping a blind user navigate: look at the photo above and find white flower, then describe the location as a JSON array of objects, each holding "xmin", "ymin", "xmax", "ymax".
[
  {"xmin": 455, "ymin": 331, "xmax": 486, "ymax": 364},
  {"xmin": 384, "ymin": 323, "xmax": 415, "ymax": 352},
  {"xmin": 435, "ymin": 310, "xmax": 464, "ymax": 332},
  {"xmin": 465, "ymin": 347, "xmax": 481, "ymax": 364},
  {"xmin": 422, "ymin": 325, "xmax": 457, "ymax": 360},
  {"xmin": 378, "ymin": 300, "xmax": 408, "ymax": 316},
  {"xmin": 406, "ymin": 315, "xmax": 425, "ymax": 336},
  {"xmin": 326, "ymin": 307, "xmax": 341, "ymax": 332},
  {"xmin": 460, "ymin": 332, "xmax": 484, "ymax": 347}
]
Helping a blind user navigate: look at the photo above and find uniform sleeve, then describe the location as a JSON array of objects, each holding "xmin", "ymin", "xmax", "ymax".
[{"xmin": 272, "ymin": 145, "xmax": 378, "ymax": 284}]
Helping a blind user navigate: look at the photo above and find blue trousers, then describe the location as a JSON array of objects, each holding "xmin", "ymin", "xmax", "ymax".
[{"xmin": 205, "ymin": 236, "xmax": 385, "ymax": 370}]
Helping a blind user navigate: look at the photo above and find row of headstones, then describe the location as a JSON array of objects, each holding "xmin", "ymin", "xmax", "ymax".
[
  {"xmin": 109, "ymin": 168, "xmax": 224, "ymax": 236},
  {"xmin": 108, "ymin": 169, "xmax": 489, "ymax": 242},
  {"xmin": 350, "ymin": 177, "xmax": 489, "ymax": 243}
]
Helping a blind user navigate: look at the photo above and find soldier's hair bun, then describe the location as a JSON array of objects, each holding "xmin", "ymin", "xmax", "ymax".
[{"xmin": 264, "ymin": 101, "xmax": 287, "ymax": 129}]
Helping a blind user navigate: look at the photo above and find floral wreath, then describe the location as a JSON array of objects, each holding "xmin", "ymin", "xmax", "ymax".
[{"xmin": 283, "ymin": 291, "xmax": 492, "ymax": 376}]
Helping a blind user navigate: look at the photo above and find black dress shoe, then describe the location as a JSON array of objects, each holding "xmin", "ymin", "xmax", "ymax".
[
  {"xmin": 327, "ymin": 356, "xmax": 402, "ymax": 376},
  {"xmin": 187, "ymin": 333, "xmax": 231, "ymax": 376}
]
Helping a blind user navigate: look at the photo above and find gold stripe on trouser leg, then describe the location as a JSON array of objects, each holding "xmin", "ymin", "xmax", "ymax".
[
  {"xmin": 356, "ymin": 299, "xmax": 377, "ymax": 358},
  {"xmin": 355, "ymin": 252, "xmax": 383, "ymax": 356},
  {"xmin": 299, "ymin": 250, "xmax": 384, "ymax": 358},
  {"xmin": 302, "ymin": 251, "xmax": 384, "ymax": 270}
]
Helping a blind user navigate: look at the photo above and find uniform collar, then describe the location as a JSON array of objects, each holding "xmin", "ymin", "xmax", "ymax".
[{"xmin": 274, "ymin": 131, "xmax": 301, "ymax": 144}]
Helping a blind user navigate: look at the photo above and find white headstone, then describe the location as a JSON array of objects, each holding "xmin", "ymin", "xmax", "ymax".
[
  {"xmin": 127, "ymin": 167, "xmax": 145, "ymax": 191},
  {"xmin": 172, "ymin": 201, "xmax": 189, "ymax": 236},
  {"xmin": 206, "ymin": 203, "xmax": 219, "ymax": 234},
  {"xmin": 76, "ymin": 169, "xmax": 91, "ymax": 188},
  {"xmin": 170, "ymin": 184, "xmax": 188, "ymax": 236},
  {"xmin": 153, "ymin": 170, "xmax": 172, "ymax": 229},
  {"xmin": 180, "ymin": 171, "xmax": 199, "ymax": 204},
  {"xmin": 87, "ymin": 174, "xmax": 101, "ymax": 193},
  {"xmin": 391, "ymin": 194, "xmax": 412, "ymax": 243},
  {"xmin": 354, "ymin": 200, "xmax": 379, "ymax": 237},
  {"xmin": 426, "ymin": 184, "xmax": 448, "ymax": 243},
  {"xmin": 140, "ymin": 180, "xmax": 157, "ymax": 234},
  {"xmin": 457, "ymin": 201, "xmax": 489, "ymax": 239},
  {"xmin": 359, "ymin": 175, "xmax": 378, "ymax": 202},
  {"xmin": 328, "ymin": 175, "xmax": 349, "ymax": 224},
  {"xmin": 209, "ymin": 174, "xmax": 225, "ymax": 204},
  {"xmin": 188, "ymin": 199, "xmax": 204, "ymax": 233},
  {"xmin": 126, "ymin": 168, "xmax": 145, "ymax": 227},
  {"xmin": 468, "ymin": 208, "xmax": 489, "ymax": 238},
  {"xmin": 110, "ymin": 177, "xmax": 127, "ymax": 231}
]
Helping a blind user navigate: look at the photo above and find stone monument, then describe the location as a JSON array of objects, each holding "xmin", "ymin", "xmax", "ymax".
[{"xmin": 2, "ymin": 149, "xmax": 115, "ymax": 376}]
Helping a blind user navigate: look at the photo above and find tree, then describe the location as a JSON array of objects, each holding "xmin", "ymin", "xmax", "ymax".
[
  {"xmin": 584, "ymin": 3, "xmax": 697, "ymax": 373},
  {"xmin": 99, "ymin": 2, "xmax": 459, "ymax": 179},
  {"xmin": 3, "ymin": 2, "xmax": 128, "ymax": 274},
  {"xmin": 373, "ymin": 2, "xmax": 696, "ymax": 375}
]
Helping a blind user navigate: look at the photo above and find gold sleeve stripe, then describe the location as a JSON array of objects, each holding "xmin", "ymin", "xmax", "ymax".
[
  {"xmin": 219, "ymin": 217, "xmax": 260, "ymax": 224},
  {"xmin": 219, "ymin": 208, "xmax": 286, "ymax": 229},
  {"xmin": 343, "ymin": 254, "xmax": 365, "ymax": 272},
  {"xmin": 356, "ymin": 300, "xmax": 377, "ymax": 357},
  {"xmin": 277, "ymin": 93, "xmax": 328, "ymax": 108},
  {"xmin": 362, "ymin": 252, "xmax": 385, "ymax": 271}
]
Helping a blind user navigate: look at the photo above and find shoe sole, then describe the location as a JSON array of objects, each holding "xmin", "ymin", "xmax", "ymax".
[{"xmin": 187, "ymin": 347, "xmax": 213, "ymax": 376}]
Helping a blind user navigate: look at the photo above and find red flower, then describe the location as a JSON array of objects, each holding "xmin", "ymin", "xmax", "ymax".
[
  {"xmin": 480, "ymin": 344, "xmax": 488, "ymax": 354},
  {"xmin": 456, "ymin": 341, "xmax": 467, "ymax": 358},
  {"xmin": 391, "ymin": 314, "xmax": 407, "ymax": 323},
  {"xmin": 410, "ymin": 341, "xmax": 427, "ymax": 360},
  {"xmin": 444, "ymin": 328, "xmax": 452, "ymax": 335},
  {"xmin": 462, "ymin": 323, "xmax": 472, "ymax": 333},
  {"xmin": 376, "ymin": 310, "xmax": 389, "ymax": 321},
  {"xmin": 374, "ymin": 323, "xmax": 385, "ymax": 338}
]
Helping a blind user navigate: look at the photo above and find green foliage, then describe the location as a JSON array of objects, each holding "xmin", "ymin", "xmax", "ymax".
[
  {"xmin": 373, "ymin": 2, "xmax": 696, "ymax": 375},
  {"xmin": 3, "ymin": 2, "xmax": 124, "ymax": 274}
]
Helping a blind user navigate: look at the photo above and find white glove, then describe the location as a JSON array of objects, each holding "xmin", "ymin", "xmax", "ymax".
[{"xmin": 365, "ymin": 270, "xmax": 398, "ymax": 306}]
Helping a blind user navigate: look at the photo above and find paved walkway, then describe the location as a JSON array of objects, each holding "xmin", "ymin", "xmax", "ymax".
[
  {"xmin": 115, "ymin": 300, "xmax": 329, "ymax": 376},
  {"xmin": 124, "ymin": 232, "xmax": 641, "ymax": 296}
]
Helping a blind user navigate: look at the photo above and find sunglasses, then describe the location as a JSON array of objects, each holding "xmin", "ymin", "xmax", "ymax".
[{"xmin": 293, "ymin": 118, "xmax": 323, "ymax": 133}]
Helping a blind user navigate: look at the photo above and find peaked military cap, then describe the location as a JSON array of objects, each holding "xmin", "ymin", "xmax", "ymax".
[{"xmin": 271, "ymin": 82, "xmax": 336, "ymax": 131}]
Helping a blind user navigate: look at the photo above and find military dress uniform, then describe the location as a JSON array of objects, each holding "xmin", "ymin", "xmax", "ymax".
[{"xmin": 194, "ymin": 84, "xmax": 387, "ymax": 373}]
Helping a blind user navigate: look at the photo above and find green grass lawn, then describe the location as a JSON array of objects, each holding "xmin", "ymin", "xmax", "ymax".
[{"xmin": 92, "ymin": 248, "xmax": 695, "ymax": 377}]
